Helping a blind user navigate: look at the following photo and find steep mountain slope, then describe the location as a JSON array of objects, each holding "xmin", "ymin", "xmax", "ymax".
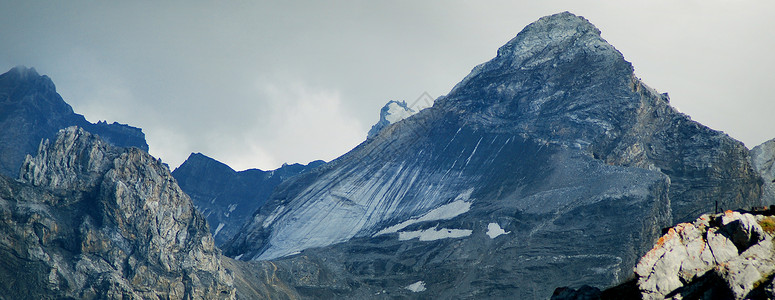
[
  {"xmin": 172, "ymin": 153, "xmax": 324, "ymax": 245},
  {"xmin": 0, "ymin": 66, "xmax": 148, "ymax": 177},
  {"xmin": 1, "ymin": 127, "xmax": 233, "ymax": 299},
  {"xmin": 224, "ymin": 12, "xmax": 761, "ymax": 298}
]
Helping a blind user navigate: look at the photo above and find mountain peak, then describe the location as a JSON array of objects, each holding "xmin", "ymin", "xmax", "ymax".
[
  {"xmin": 495, "ymin": 11, "xmax": 603, "ymax": 58},
  {"xmin": 9, "ymin": 65, "xmax": 39, "ymax": 77},
  {"xmin": 448, "ymin": 12, "xmax": 625, "ymax": 100},
  {"xmin": 1, "ymin": 66, "xmax": 55, "ymax": 92}
]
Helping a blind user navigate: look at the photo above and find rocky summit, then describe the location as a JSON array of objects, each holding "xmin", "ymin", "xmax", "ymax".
[
  {"xmin": 172, "ymin": 153, "xmax": 324, "ymax": 245},
  {"xmin": 0, "ymin": 127, "xmax": 234, "ymax": 299},
  {"xmin": 0, "ymin": 66, "xmax": 148, "ymax": 178},
  {"xmin": 222, "ymin": 12, "xmax": 762, "ymax": 299}
]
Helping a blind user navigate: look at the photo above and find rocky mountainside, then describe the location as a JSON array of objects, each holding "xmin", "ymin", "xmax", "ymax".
[
  {"xmin": 554, "ymin": 210, "xmax": 775, "ymax": 300},
  {"xmin": 751, "ymin": 139, "xmax": 775, "ymax": 205},
  {"xmin": 172, "ymin": 153, "xmax": 324, "ymax": 245},
  {"xmin": 223, "ymin": 12, "xmax": 762, "ymax": 298},
  {"xmin": 0, "ymin": 127, "xmax": 234, "ymax": 299},
  {"xmin": 0, "ymin": 66, "xmax": 148, "ymax": 177}
]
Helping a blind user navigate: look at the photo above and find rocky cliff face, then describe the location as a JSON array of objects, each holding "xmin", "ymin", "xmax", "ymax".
[
  {"xmin": 172, "ymin": 153, "xmax": 324, "ymax": 245},
  {"xmin": 751, "ymin": 139, "xmax": 775, "ymax": 205},
  {"xmin": 222, "ymin": 12, "xmax": 762, "ymax": 298},
  {"xmin": 0, "ymin": 127, "xmax": 234, "ymax": 299},
  {"xmin": 0, "ymin": 66, "xmax": 148, "ymax": 177}
]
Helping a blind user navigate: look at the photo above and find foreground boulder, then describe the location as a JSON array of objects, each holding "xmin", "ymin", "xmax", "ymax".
[
  {"xmin": 0, "ymin": 127, "xmax": 234, "ymax": 299},
  {"xmin": 635, "ymin": 210, "xmax": 775, "ymax": 299},
  {"xmin": 555, "ymin": 210, "xmax": 775, "ymax": 300}
]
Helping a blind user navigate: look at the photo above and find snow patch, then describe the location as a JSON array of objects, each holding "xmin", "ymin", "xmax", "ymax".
[
  {"xmin": 228, "ymin": 203, "xmax": 237, "ymax": 213},
  {"xmin": 374, "ymin": 190, "xmax": 473, "ymax": 236},
  {"xmin": 464, "ymin": 137, "xmax": 483, "ymax": 166},
  {"xmin": 486, "ymin": 222, "xmax": 510, "ymax": 239},
  {"xmin": 405, "ymin": 281, "xmax": 426, "ymax": 292},
  {"xmin": 398, "ymin": 226, "xmax": 473, "ymax": 241},
  {"xmin": 384, "ymin": 101, "xmax": 416, "ymax": 123},
  {"xmin": 213, "ymin": 223, "xmax": 225, "ymax": 237}
]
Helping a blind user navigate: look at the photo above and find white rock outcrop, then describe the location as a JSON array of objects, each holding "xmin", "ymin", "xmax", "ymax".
[{"xmin": 635, "ymin": 210, "xmax": 775, "ymax": 300}]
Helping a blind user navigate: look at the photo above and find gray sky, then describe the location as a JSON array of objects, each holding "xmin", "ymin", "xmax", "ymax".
[{"xmin": 1, "ymin": 1, "xmax": 773, "ymax": 171}]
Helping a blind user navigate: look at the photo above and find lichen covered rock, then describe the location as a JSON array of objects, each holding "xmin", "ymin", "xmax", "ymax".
[{"xmin": 635, "ymin": 210, "xmax": 775, "ymax": 300}]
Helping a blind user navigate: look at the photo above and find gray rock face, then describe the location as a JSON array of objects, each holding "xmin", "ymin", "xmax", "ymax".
[
  {"xmin": 220, "ymin": 11, "xmax": 765, "ymax": 298},
  {"xmin": 0, "ymin": 66, "xmax": 148, "ymax": 177},
  {"xmin": 0, "ymin": 127, "xmax": 234, "ymax": 299},
  {"xmin": 634, "ymin": 211, "xmax": 775, "ymax": 300},
  {"xmin": 751, "ymin": 138, "xmax": 775, "ymax": 205},
  {"xmin": 172, "ymin": 153, "xmax": 324, "ymax": 245}
]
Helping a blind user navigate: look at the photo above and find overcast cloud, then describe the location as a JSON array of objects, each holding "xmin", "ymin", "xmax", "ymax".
[{"xmin": 1, "ymin": 1, "xmax": 773, "ymax": 171}]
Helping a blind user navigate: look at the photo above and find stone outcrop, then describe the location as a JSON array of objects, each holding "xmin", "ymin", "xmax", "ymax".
[
  {"xmin": 634, "ymin": 210, "xmax": 775, "ymax": 299},
  {"xmin": 0, "ymin": 127, "xmax": 234, "ymax": 299},
  {"xmin": 0, "ymin": 66, "xmax": 148, "ymax": 177},
  {"xmin": 172, "ymin": 153, "xmax": 324, "ymax": 245},
  {"xmin": 556, "ymin": 210, "xmax": 775, "ymax": 300}
]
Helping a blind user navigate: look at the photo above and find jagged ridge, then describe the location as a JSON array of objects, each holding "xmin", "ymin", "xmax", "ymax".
[
  {"xmin": 0, "ymin": 127, "xmax": 234, "ymax": 299},
  {"xmin": 0, "ymin": 66, "xmax": 148, "ymax": 177}
]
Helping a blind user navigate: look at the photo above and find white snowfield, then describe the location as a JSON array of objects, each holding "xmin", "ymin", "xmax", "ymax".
[
  {"xmin": 405, "ymin": 281, "xmax": 427, "ymax": 292},
  {"xmin": 398, "ymin": 226, "xmax": 473, "ymax": 241},
  {"xmin": 254, "ymin": 161, "xmax": 478, "ymax": 260},
  {"xmin": 374, "ymin": 189, "xmax": 473, "ymax": 236},
  {"xmin": 486, "ymin": 222, "xmax": 510, "ymax": 239},
  {"xmin": 384, "ymin": 101, "xmax": 416, "ymax": 124}
]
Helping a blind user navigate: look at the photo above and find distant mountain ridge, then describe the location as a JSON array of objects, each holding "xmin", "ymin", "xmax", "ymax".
[
  {"xmin": 172, "ymin": 153, "xmax": 325, "ymax": 245},
  {"xmin": 0, "ymin": 66, "xmax": 148, "ymax": 177}
]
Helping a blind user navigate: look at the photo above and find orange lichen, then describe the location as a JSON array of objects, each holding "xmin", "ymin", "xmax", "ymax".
[{"xmin": 655, "ymin": 227, "xmax": 679, "ymax": 247}]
